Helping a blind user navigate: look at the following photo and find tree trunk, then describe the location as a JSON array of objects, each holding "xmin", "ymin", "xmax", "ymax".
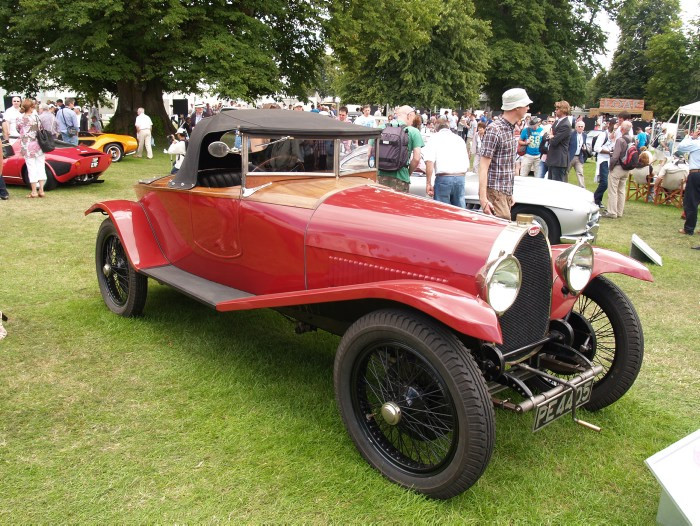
[{"xmin": 108, "ymin": 80, "xmax": 175, "ymax": 145}]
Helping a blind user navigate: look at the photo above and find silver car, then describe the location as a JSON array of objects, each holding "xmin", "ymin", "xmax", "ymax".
[{"xmin": 340, "ymin": 145, "xmax": 600, "ymax": 245}]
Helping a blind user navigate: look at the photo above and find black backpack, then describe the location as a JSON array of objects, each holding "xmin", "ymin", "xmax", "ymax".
[{"xmin": 377, "ymin": 124, "xmax": 410, "ymax": 171}]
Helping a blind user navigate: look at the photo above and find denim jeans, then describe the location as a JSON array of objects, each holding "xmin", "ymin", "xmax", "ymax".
[
  {"xmin": 537, "ymin": 160, "xmax": 548, "ymax": 178},
  {"xmin": 60, "ymin": 133, "xmax": 79, "ymax": 146},
  {"xmin": 593, "ymin": 161, "xmax": 609, "ymax": 205},
  {"xmin": 434, "ymin": 175, "xmax": 466, "ymax": 208}
]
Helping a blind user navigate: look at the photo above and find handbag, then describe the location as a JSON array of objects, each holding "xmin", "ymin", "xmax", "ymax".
[
  {"xmin": 36, "ymin": 115, "xmax": 55, "ymax": 153},
  {"xmin": 59, "ymin": 108, "xmax": 78, "ymax": 136},
  {"xmin": 517, "ymin": 143, "xmax": 527, "ymax": 156}
]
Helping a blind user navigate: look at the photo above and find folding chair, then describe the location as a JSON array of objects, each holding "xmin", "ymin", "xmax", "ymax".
[
  {"xmin": 626, "ymin": 166, "xmax": 653, "ymax": 202},
  {"xmin": 654, "ymin": 166, "xmax": 687, "ymax": 208}
]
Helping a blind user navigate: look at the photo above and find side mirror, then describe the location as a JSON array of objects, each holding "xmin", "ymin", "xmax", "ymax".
[{"xmin": 208, "ymin": 141, "xmax": 239, "ymax": 158}]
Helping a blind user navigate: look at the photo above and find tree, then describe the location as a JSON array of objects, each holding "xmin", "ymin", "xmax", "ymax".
[
  {"xmin": 0, "ymin": 0, "xmax": 325, "ymax": 135},
  {"xmin": 600, "ymin": 0, "xmax": 680, "ymax": 99},
  {"xmin": 473, "ymin": 0, "xmax": 609, "ymax": 113},
  {"xmin": 644, "ymin": 22, "xmax": 699, "ymax": 119},
  {"xmin": 327, "ymin": 0, "xmax": 491, "ymax": 109}
]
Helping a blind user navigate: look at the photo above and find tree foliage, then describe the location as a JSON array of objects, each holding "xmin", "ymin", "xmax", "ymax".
[
  {"xmin": 599, "ymin": 0, "xmax": 680, "ymax": 99},
  {"xmin": 472, "ymin": 0, "xmax": 609, "ymax": 113},
  {"xmin": 643, "ymin": 21, "xmax": 699, "ymax": 119},
  {"xmin": 327, "ymin": 0, "xmax": 490, "ymax": 109},
  {"xmin": 0, "ymin": 0, "xmax": 325, "ymax": 134}
]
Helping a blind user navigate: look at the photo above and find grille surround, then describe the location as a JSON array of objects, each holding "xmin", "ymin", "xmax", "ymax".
[{"xmin": 497, "ymin": 231, "xmax": 552, "ymax": 356}]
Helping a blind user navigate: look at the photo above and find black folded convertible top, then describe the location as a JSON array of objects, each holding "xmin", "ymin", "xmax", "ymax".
[
  {"xmin": 200, "ymin": 109, "xmax": 382, "ymax": 139},
  {"xmin": 169, "ymin": 109, "xmax": 381, "ymax": 189}
]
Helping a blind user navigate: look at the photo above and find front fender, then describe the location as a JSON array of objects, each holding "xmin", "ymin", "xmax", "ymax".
[
  {"xmin": 550, "ymin": 245, "xmax": 653, "ymax": 319},
  {"xmin": 216, "ymin": 280, "xmax": 503, "ymax": 344},
  {"xmin": 85, "ymin": 200, "xmax": 169, "ymax": 270}
]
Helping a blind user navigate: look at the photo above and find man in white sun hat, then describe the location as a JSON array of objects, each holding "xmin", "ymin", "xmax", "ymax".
[{"xmin": 479, "ymin": 87, "xmax": 532, "ymax": 219}]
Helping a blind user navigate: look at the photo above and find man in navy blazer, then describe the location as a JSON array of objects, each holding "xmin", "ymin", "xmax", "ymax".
[
  {"xmin": 568, "ymin": 120, "xmax": 588, "ymax": 187},
  {"xmin": 547, "ymin": 101, "xmax": 572, "ymax": 182}
]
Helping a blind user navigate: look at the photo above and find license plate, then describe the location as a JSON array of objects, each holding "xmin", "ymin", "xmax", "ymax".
[
  {"xmin": 91, "ymin": 157, "xmax": 99, "ymax": 168},
  {"xmin": 532, "ymin": 377, "xmax": 594, "ymax": 431}
]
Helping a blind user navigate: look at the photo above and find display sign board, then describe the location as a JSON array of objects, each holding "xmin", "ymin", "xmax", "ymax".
[
  {"xmin": 645, "ymin": 429, "xmax": 700, "ymax": 525},
  {"xmin": 599, "ymin": 98, "xmax": 645, "ymax": 112}
]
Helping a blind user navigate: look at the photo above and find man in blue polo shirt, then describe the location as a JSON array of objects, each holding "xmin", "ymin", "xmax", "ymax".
[{"xmin": 519, "ymin": 117, "xmax": 543, "ymax": 177}]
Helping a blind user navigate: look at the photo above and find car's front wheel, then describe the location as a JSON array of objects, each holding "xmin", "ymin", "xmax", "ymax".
[
  {"xmin": 334, "ymin": 309, "xmax": 494, "ymax": 499},
  {"xmin": 105, "ymin": 143, "xmax": 124, "ymax": 162},
  {"xmin": 531, "ymin": 276, "xmax": 644, "ymax": 411},
  {"xmin": 95, "ymin": 218, "xmax": 147, "ymax": 316},
  {"xmin": 511, "ymin": 205, "xmax": 561, "ymax": 245}
]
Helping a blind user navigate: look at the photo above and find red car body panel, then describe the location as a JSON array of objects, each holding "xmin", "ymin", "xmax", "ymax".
[
  {"xmin": 216, "ymin": 279, "xmax": 503, "ymax": 343},
  {"xmin": 549, "ymin": 245, "xmax": 653, "ymax": 319},
  {"xmin": 2, "ymin": 141, "xmax": 111, "ymax": 186},
  {"xmin": 85, "ymin": 201, "xmax": 168, "ymax": 270},
  {"xmin": 89, "ymin": 176, "xmax": 654, "ymax": 340}
]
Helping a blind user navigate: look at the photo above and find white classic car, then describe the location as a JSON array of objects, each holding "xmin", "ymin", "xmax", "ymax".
[{"xmin": 340, "ymin": 145, "xmax": 600, "ymax": 245}]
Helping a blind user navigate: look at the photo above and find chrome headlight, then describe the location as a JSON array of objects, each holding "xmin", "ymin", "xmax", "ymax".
[
  {"xmin": 555, "ymin": 240, "xmax": 594, "ymax": 294},
  {"xmin": 478, "ymin": 255, "xmax": 522, "ymax": 315}
]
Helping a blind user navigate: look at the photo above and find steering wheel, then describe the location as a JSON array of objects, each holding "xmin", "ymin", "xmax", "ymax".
[{"xmin": 251, "ymin": 155, "xmax": 305, "ymax": 172}]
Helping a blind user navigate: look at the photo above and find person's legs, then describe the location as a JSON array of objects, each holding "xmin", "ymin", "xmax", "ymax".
[
  {"xmin": 433, "ymin": 176, "xmax": 451, "ymax": 204},
  {"xmin": 549, "ymin": 166, "xmax": 566, "ymax": 182},
  {"xmin": 607, "ymin": 166, "xmax": 625, "ymax": 217},
  {"xmin": 520, "ymin": 155, "xmax": 534, "ymax": 177},
  {"xmin": 144, "ymin": 129, "xmax": 153, "ymax": 158},
  {"xmin": 682, "ymin": 171, "xmax": 700, "ymax": 234},
  {"xmin": 450, "ymin": 176, "xmax": 465, "ymax": 208},
  {"xmin": 136, "ymin": 130, "xmax": 145, "ymax": 157},
  {"xmin": 537, "ymin": 160, "xmax": 548, "ymax": 179},
  {"xmin": 487, "ymin": 188, "xmax": 511, "ymax": 220},
  {"xmin": 0, "ymin": 171, "xmax": 9, "ymax": 199},
  {"xmin": 593, "ymin": 161, "xmax": 609, "ymax": 206},
  {"xmin": 25, "ymin": 156, "xmax": 39, "ymax": 197},
  {"xmin": 574, "ymin": 157, "xmax": 585, "ymax": 187}
]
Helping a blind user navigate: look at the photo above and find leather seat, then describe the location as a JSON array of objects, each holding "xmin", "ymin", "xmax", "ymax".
[{"xmin": 197, "ymin": 171, "xmax": 242, "ymax": 188}]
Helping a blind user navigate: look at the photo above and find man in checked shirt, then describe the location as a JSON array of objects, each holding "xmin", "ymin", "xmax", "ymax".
[{"xmin": 478, "ymin": 88, "xmax": 532, "ymax": 219}]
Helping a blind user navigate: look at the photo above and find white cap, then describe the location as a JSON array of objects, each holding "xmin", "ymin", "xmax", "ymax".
[{"xmin": 501, "ymin": 88, "xmax": 533, "ymax": 111}]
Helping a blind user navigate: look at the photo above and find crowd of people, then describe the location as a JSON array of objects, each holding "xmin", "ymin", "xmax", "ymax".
[{"xmin": 2, "ymin": 94, "xmax": 698, "ymax": 246}]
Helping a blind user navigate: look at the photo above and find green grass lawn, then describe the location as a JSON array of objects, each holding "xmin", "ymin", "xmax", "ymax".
[{"xmin": 1, "ymin": 155, "xmax": 698, "ymax": 523}]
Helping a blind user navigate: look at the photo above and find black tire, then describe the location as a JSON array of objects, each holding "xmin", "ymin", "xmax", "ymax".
[
  {"xmin": 95, "ymin": 218, "xmax": 148, "ymax": 316},
  {"xmin": 532, "ymin": 276, "xmax": 644, "ymax": 411},
  {"xmin": 334, "ymin": 308, "xmax": 494, "ymax": 499},
  {"xmin": 105, "ymin": 143, "xmax": 124, "ymax": 162},
  {"xmin": 43, "ymin": 165, "xmax": 58, "ymax": 190},
  {"xmin": 511, "ymin": 205, "xmax": 561, "ymax": 245}
]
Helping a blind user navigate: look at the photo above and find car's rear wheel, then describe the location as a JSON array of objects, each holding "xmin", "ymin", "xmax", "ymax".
[
  {"xmin": 511, "ymin": 205, "xmax": 561, "ymax": 245},
  {"xmin": 96, "ymin": 218, "xmax": 147, "ymax": 316},
  {"xmin": 105, "ymin": 143, "xmax": 124, "ymax": 162},
  {"xmin": 334, "ymin": 308, "xmax": 494, "ymax": 499},
  {"xmin": 43, "ymin": 166, "xmax": 58, "ymax": 190},
  {"xmin": 21, "ymin": 165, "xmax": 57, "ymax": 191},
  {"xmin": 530, "ymin": 276, "xmax": 644, "ymax": 411}
]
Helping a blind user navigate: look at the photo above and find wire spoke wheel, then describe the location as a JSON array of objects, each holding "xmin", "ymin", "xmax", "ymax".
[
  {"xmin": 102, "ymin": 234, "xmax": 130, "ymax": 306},
  {"xmin": 531, "ymin": 276, "xmax": 644, "ymax": 411},
  {"xmin": 334, "ymin": 309, "xmax": 494, "ymax": 499},
  {"xmin": 354, "ymin": 341, "xmax": 458, "ymax": 473},
  {"xmin": 95, "ymin": 218, "xmax": 148, "ymax": 317}
]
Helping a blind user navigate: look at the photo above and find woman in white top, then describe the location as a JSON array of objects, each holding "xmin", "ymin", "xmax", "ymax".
[{"xmin": 16, "ymin": 99, "xmax": 47, "ymax": 198}]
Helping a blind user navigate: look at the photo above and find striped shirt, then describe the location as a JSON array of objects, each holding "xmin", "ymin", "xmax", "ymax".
[{"xmin": 480, "ymin": 117, "xmax": 517, "ymax": 195}]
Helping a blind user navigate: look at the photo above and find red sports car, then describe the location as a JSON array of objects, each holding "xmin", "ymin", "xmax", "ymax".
[
  {"xmin": 2, "ymin": 139, "xmax": 112, "ymax": 190},
  {"xmin": 86, "ymin": 110, "xmax": 652, "ymax": 499}
]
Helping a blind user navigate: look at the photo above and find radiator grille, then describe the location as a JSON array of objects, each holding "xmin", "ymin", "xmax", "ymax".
[{"xmin": 498, "ymin": 232, "xmax": 552, "ymax": 355}]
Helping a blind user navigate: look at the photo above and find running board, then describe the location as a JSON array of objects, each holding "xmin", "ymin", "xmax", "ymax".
[{"xmin": 140, "ymin": 265, "xmax": 253, "ymax": 308}]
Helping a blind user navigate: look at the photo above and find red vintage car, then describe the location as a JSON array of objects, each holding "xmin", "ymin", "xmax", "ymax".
[
  {"xmin": 2, "ymin": 139, "xmax": 111, "ymax": 190},
  {"xmin": 86, "ymin": 110, "xmax": 652, "ymax": 499}
]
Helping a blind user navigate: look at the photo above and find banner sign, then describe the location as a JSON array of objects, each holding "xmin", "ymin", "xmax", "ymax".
[{"xmin": 599, "ymin": 98, "xmax": 645, "ymax": 112}]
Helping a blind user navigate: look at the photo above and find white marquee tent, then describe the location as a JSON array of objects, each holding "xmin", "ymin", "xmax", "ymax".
[{"xmin": 668, "ymin": 100, "xmax": 700, "ymax": 142}]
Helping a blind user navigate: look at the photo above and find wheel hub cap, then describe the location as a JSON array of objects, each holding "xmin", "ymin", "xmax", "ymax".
[
  {"xmin": 381, "ymin": 402, "xmax": 401, "ymax": 425},
  {"xmin": 102, "ymin": 263, "xmax": 111, "ymax": 277}
]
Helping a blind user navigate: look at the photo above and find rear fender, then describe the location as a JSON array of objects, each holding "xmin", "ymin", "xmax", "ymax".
[
  {"xmin": 85, "ymin": 200, "xmax": 168, "ymax": 270},
  {"xmin": 550, "ymin": 246, "xmax": 653, "ymax": 319},
  {"xmin": 216, "ymin": 280, "xmax": 503, "ymax": 344}
]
